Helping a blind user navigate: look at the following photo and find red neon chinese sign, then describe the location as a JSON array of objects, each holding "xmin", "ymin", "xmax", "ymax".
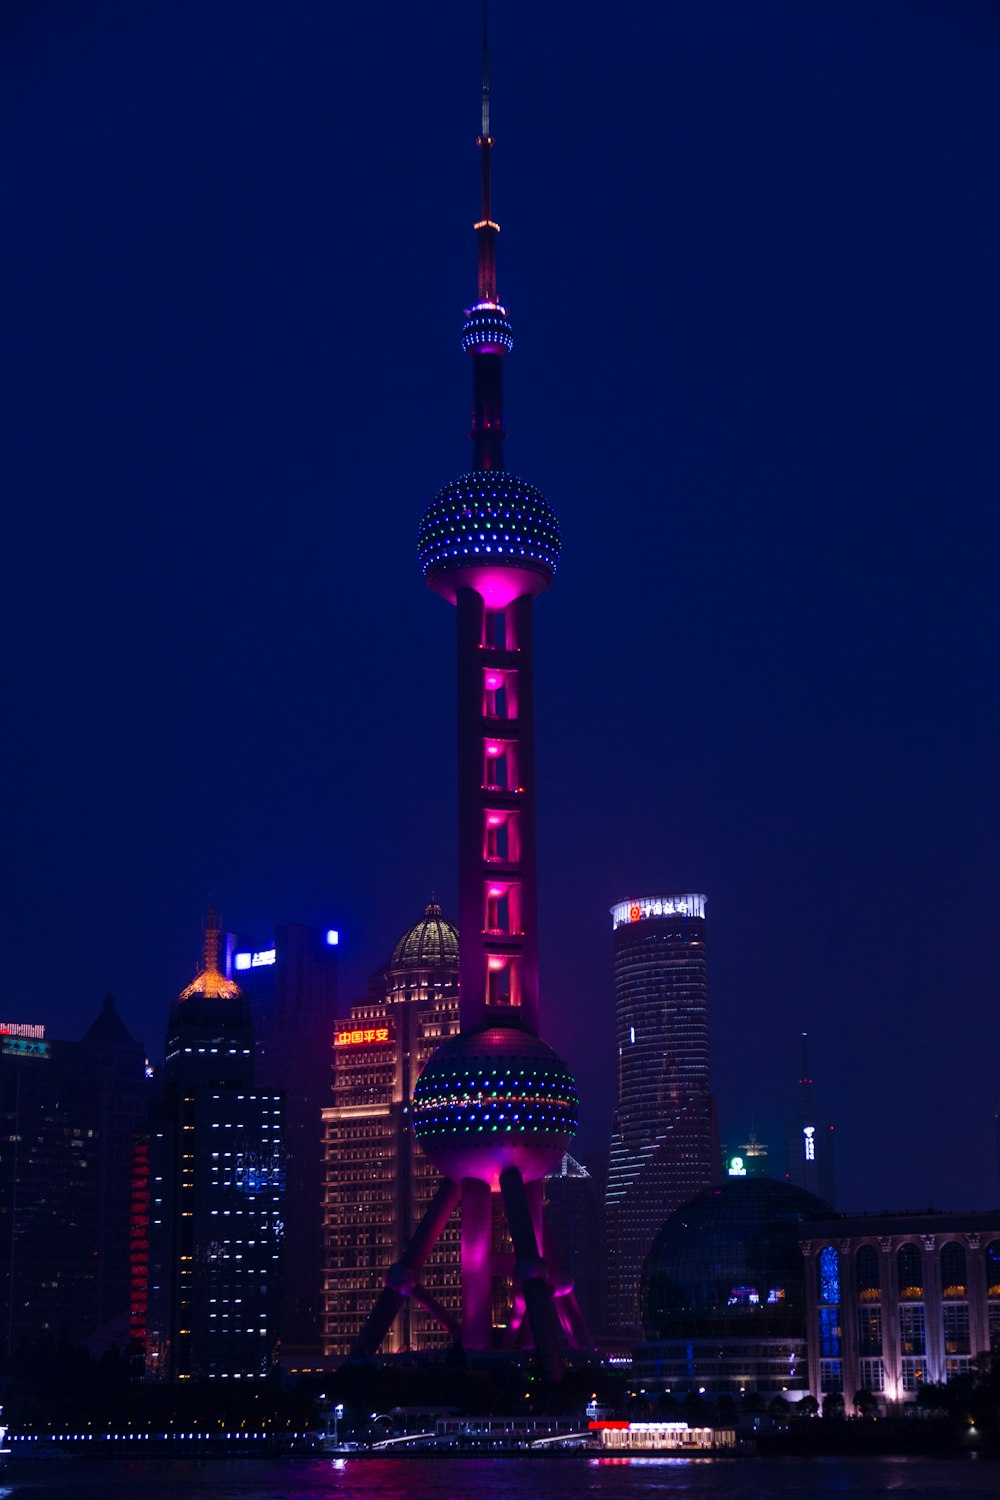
[{"xmin": 334, "ymin": 1026, "xmax": 391, "ymax": 1047}]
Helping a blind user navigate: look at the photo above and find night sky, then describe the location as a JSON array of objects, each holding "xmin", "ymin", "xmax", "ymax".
[{"xmin": 3, "ymin": 1, "xmax": 998, "ymax": 1215}]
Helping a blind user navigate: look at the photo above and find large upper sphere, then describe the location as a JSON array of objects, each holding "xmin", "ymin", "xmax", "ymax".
[
  {"xmin": 418, "ymin": 472, "xmax": 560, "ymax": 608},
  {"xmin": 412, "ymin": 1024, "xmax": 578, "ymax": 1189}
]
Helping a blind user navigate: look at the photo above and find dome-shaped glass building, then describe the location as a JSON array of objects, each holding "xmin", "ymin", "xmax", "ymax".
[{"xmin": 635, "ymin": 1177, "xmax": 836, "ymax": 1398}]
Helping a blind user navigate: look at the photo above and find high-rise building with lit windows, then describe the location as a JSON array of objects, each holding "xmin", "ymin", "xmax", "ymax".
[
  {"xmin": 321, "ymin": 902, "xmax": 460, "ymax": 1356},
  {"xmin": 604, "ymin": 894, "xmax": 719, "ymax": 1336},
  {"xmin": 135, "ymin": 912, "xmax": 285, "ymax": 1382},
  {"xmin": 224, "ymin": 922, "xmax": 338, "ymax": 1355}
]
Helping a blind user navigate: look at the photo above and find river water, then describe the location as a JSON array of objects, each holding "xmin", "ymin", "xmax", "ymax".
[{"xmin": 3, "ymin": 1454, "xmax": 997, "ymax": 1500}]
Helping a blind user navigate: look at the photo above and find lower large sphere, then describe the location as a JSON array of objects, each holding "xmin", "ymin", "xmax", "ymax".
[{"xmin": 412, "ymin": 1025, "xmax": 578, "ymax": 1189}]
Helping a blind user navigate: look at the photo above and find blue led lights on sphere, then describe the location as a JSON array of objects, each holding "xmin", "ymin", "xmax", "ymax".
[
  {"xmin": 461, "ymin": 309, "xmax": 515, "ymax": 355},
  {"xmin": 418, "ymin": 472, "xmax": 560, "ymax": 581},
  {"xmin": 412, "ymin": 1026, "xmax": 578, "ymax": 1154}
]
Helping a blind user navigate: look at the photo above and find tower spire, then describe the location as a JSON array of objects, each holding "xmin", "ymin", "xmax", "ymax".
[{"xmin": 179, "ymin": 906, "xmax": 241, "ymax": 1001}]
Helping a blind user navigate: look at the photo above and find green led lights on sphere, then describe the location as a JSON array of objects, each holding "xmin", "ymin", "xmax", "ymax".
[
  {"xmin": 418, "ymin": 472, "xmax": 560, "ymax": 595},
  {"xmin": 412, "ymin": 1026, "xmax": 578, "ymax": 1189}
]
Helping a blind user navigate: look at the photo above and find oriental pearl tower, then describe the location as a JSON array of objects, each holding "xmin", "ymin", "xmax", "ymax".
[{"xmin": 349, "ymin": 9, "xmax": 588, "ymax": 1379}]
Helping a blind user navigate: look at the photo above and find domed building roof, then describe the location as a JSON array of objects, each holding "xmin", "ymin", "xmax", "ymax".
[
  {"xmin": 641, "ymin": 1177, "xmax": 836, "ymax": 1341},
  {"xmin": 389, "ymin": 901, "xmax": 459, "ymax": 972}
]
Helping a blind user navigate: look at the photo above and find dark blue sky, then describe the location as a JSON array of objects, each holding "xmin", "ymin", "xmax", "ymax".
[{"xmin": 3, "ymin": 1, "xmax": 998, "ymax": 1213}]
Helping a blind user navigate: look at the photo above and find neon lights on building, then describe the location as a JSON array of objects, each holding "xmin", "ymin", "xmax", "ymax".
[
  {"xmin": 326, "ymin": 929, "xmax": 339, "ymax": 946},
  {"xmin": 728, "ymin": 1155, "xmax": 747, "ymax": 1177},
  {"xmin": 1, "ymin": 1038, "xmax": 48, "ymax": 1058},
  {"xmin": 233, "ymin": 948, "xmax": 276, "ymax": 971},
  {"xmin": 610, "ymin": 894, "xmax": 707, "ymax": 929},
  {"xmin": 334, "ymin": 1026, "xmax": 391, "ymax": 1047},
  {"xmin": 804, "ymin": 1125, "xmax": 816, "ymax": 1161},
  {"xmin": 0, "ymin": 1021, "xmax": 45, "ymax": 1038}
]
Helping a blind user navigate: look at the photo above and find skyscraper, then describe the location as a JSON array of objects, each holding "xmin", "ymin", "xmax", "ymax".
[
  {"xmin": 604, "ymin": 894, "xmax": 718, "ymax": 1337},
  {"xmin": 785, "ymin": 1032, "xmax": 835, "ymax": 1205},
  {"xmin": 136, "ymin": 912, "xmax": 285, "ymax": 1381},
  {"xmin": 226, "ymin": 922, "xmax": 338, "ymax": 1355},
  {"xmin": 0, "ymin": 999, "xmax": 148, "ymax": 1354},
  {"xmin": 322, "ymin": 901, "xmax": 460, "ymax": 1357},
  {"xmin": 349, "ymin": 14, "xmax": 586, "ymax": 1378}
]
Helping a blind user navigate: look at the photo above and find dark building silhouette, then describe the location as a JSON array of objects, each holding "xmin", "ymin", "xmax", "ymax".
[
  {"xmin": 543, "ymin": 1153, "xmax": 603, "ymax": 1337},
  {"xmin": 605, "ymin": 895, "xmax": 719, "ymax": 1337},
  {"xmin": 0, "ymin": 998, "xmax": 148, "ymax": 1354},
  {"xmin": 785, "ymin": 1032, "xmax": 836, "ymax": 1206},
  {"xmin": 136, "ymin": 913, "xmax": 285, "ymax": 1381},
  {"xmin": 322, "ymin": 902, "xmax": 460, "ymax": 1356},
  {"xmin": 226, "ymin": 923, "xmax": 338, "ymax": 1357}
]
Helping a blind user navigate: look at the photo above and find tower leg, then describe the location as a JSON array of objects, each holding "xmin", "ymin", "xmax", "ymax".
[
  {"xmin": 461, "ymin": 1177, "xmax": 493, "ymax": 1349},
  {"xmin": 346, "ymin": 1176, "xmax": 460, "ymax": 1362},
  {"xmin": 542, "ymin": 1226, "xmax": 594, "ymax": 1350},
  {"xmin": 499, "ymin": 1166, "xmax": 563, "ymax": 1381}
]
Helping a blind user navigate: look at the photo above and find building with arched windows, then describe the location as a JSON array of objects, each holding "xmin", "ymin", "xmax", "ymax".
[{"xmin": 800, "ymin": 1211, "xmax": 1000, "ymax": 1407}]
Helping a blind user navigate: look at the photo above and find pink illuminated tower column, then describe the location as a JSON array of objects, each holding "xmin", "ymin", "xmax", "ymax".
[{"xmin": 349, "ymin": 12, "xmax": 585, "ymax": 1379}]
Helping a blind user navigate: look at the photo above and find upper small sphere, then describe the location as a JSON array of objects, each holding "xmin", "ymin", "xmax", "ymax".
[
  {"xmin": 418, "ymin": 472, "xmax": 560, "ymax": 603},
  {"xmin": 412, "ymin": 1024, "xmax": 578, "ymax": 1188},
  {"xmin": 462, "ymin": 305, "xmax": 514, "ymax": 356}
]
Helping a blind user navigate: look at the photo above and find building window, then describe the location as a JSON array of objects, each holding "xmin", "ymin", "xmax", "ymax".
[
  {"xmin": 897, "ymin": 1243, "xmax": 923, "ymax": 1300},
  {"xmin": 986, "ymin": 1240, "xmax": 1000, "ymax": 1299},
  {"xmin": 819, "ymin": 1244, "xmax": 840, "ymax": 1305},
  {"xmin": 857, "ymin": 1303, "xmax": 882, "ymax": 1356},
  {"xmin": 856, "ymin": 1244, "xmax": 880, "ymax": 1301},
  {"xmin": 859, "ymin": 1357, "xmax": 884, "ymax": 1393},
  {"xmin": 899, "ymin": 1303, "xmax": 926, "ymax": 1356},
  {"xmin": 942, "ymin": 1302, "xmax": 970, "ymax": 1356},
  {"xmin": 820, "ymin": 1359, "xmax": 842, "ymax": 1393},
  {"xmin": 901, "ymin": 1357, "xmax": 925, "ymax": 1392},
  {"xmin": 818, "ymin": 1307, "xmax": 840, "ymax": 1359},
  {"xmin": 940, "ymin": 1241, "xmax": 967, "ymax": 1299},
  {"xmin": 989, "ymin": 1302, "xmax": 1000, "ymax": 1354},
  {"xmin": 946, "ymin": 1357, "xmax": 970, "ymax": 1380}
]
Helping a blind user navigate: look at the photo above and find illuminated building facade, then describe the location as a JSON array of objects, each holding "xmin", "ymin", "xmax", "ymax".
[
  {"xmin": 349, "ymin": 16, "xmax": 586, "ymax": 1379},
  {"xmin": 225, "ymin": 922, "xmax": 338, "ymax": 1355},
  {"xmin": 605, "ymin": 895, "xmax": 719, "ymax": 1336},
  {"xmin": 321, "ymin": 902, "xmax": 460, "ymax": 1356},
  {"xmin": 801, "ymin": 1211, "xmax": 1000, "ymax": 1407},
  {"xmin": 137, "ymin": 913, "xmax": 285, "ymax": 1381},
  {"xmin": 0, "ymin": 1000, "xmax": 148, "ymax": 1353}
]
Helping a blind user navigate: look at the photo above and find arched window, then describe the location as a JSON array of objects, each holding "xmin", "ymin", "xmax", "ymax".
[
  {"xmin": 940, "ymin": 1241, "xmax": 967, "ymax": 1299},
  {"xmin": 986, "ymin": 1241, "xmax": 1000, "ymax": 1299},
  {"xmin": 898, "ymin": 1242, "xmax": 923, "ymax": 1300},
  {"xmin": 856, "ymin": 1244, "xmax": 880, "ymax": 1301},
  {"xmin": 819, "ymin": 1244, "xmax": 840, "ymax": 1305}
]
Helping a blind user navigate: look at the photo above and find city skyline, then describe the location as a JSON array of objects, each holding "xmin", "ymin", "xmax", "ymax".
[{"xmin": 3, "ymin": 1, "xmax": 998, "ymax": 1215}]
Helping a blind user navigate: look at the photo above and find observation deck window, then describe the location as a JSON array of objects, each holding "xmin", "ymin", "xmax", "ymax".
[{"xmin": 485, "ymin": 810, "xmax": 520, "ymax": 863}]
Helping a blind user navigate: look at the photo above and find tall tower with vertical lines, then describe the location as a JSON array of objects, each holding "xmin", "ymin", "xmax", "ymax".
[{"xmin": 348, "ymin": 7, "xmax": 588, "ymax": 1379}]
